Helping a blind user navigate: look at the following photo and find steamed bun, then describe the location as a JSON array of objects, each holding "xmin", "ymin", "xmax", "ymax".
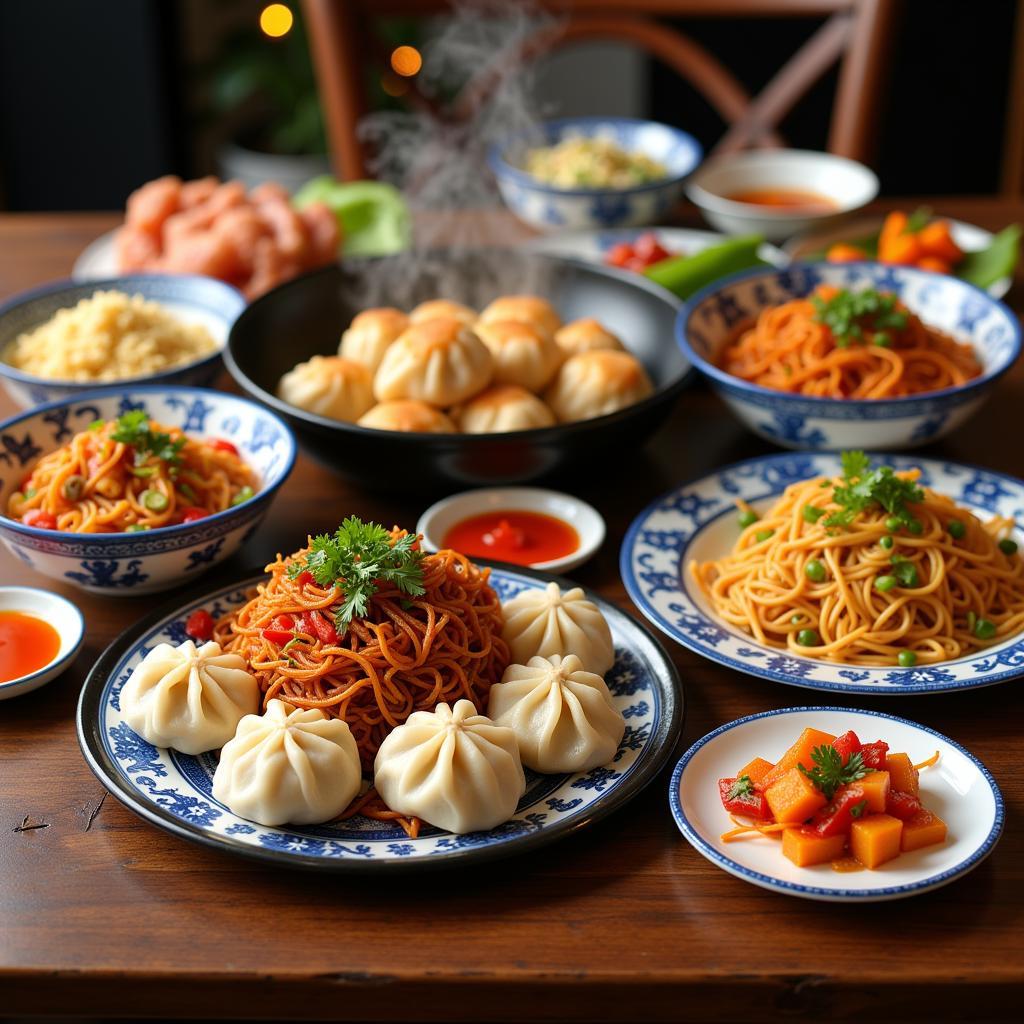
[
  {"xmin": 358, "ymin": 399, "xmax": 456, "ymax": 433},
  {"xmin": 373, "ymin": 317, "xmax": 493, "ymax": 407},
  {"xmin": 474, "ymin": 319, "xmax": 564, "ymax": 392},
  {"xmin": 339, "ymin": 307, "xmax": 409, "ymax": 372},
  {"xmin": 278, "ymin": 355, "xmax": 375, "ymax": 422},
  {"xmin": 488, "ymin": 654, "xmax": 625, "ymax": 773},
  {"xmin": 409, "ymin": 299, "xmax": 476, "ymax": 326},
  {"xmin": 478, "ymin": 295, "xmax": 561, "ymax": 338},
  {"xmin": 544, "ymin": 350, "xmax": 653, "ymax": 423},
  {"xmin": 453, "ymin": 385, "xmax": 555, "ymax": 433},
  {"xmin": 555, "ymin": 318, "xmax": 625, "ymax": 356}
]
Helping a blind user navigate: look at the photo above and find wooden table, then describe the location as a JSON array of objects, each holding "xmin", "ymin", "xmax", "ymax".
[{"xmin": 2, "ymin": 202, "xmax": 1024, "ymax": 1022}]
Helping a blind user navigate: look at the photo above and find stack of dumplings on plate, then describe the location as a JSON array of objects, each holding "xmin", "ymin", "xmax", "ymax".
[
  {"xmin": 117, "ymin": 582, "xmax": 625, "ymax": 837},
  {"xmin": 276, "ymin": 294, "xmax": 654, "ymax": 433}
]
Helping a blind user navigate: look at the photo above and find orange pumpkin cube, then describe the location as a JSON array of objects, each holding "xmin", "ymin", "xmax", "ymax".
[
  {"xmin": 885, "ymin": 752, "xmax": 919, "ymax": 795},
  {"xmin": 901, "ymin": 809, "xmax": 948, "ymax": 852},
  {"xmin": 856, "ymin": 771, "xmax": 891, "ymax": 813},
  {"xmin": 736, "ymin": 756, "xmax": 774, "ymax": 787},
  {"xmin": 850, "ymin": 813, "xmax": 903, "ymax": 869},
  {"xmin": 761, "ymin": 728, "xmax": 837, "ymax": 788},
  {"xmin": 782, "ymin": 828, "xmax": 846, "ymax": 867},
  {"xmin": 765, "ymin": 767, "xmax": 827, "ymax": 824}
]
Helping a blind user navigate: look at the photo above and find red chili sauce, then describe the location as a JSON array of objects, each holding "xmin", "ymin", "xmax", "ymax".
[
  {"xmin": 443, "ymin": 510, "xmax": 579, "ymax": 566},
  {"xmin": 0, "ymin": 610, "xmax": 62, "ymax": 682},
  {"xmin": 727, "ymin": 188, "xmax": 837, "ymax": 213}
]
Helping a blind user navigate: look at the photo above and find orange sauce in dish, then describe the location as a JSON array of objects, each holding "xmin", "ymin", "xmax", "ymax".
[
  {"xmin": 0, "ymin": 610, "xmax": 61, "ymax": 683},
  {"xmin": 727, "ymin": 188, "xmax": 837, "ymax": 213},
  {"xmin": 831, "ymin": 856, "xmax": 866, "ymax": 873},
  {"xmin": 443, "ymin": 510, "xmax": 579, "ymax": 566}
]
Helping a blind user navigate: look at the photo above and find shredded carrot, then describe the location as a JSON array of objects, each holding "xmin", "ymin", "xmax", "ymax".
[
  {"xmin": 913, "ymin": 750, "xmax": 941, "ymax": 771},
  {"xmin": 720, "ymin": 816, "xmax": 801, "ymax": 843}
]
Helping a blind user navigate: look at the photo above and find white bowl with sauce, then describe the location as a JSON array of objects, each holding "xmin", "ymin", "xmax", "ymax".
[
  {"xmin": 0, "ymin": 585, "xmax": 85, "ymax": 700},
  {"xmin": 416, "ymin": 487, "xmax": 606, "ymax": 574},
  {"xmin": 685, "ymin": 149, "xmax": 879, "ymax": 242}
]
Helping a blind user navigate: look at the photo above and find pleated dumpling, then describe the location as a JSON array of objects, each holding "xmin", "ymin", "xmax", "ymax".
[
  {"xmin": 373, "ymin": 699, "xmax": 525, "ymax": 834},
  {"xmin": 488, "ymin": 654, "xmax": 624, "ymax": 773},
  {"xmin": 121, "ymin": 639, "xmax": 260, "ymax": 754},
  {"xmin": 453, "ymin": 384, "xmax": 555, "ymax": 433},
  {"xmin": 474, "ymin": 319, "xmax": 564, "ymax": 392},
  {"xmin": 339, "ymin": 307, "xmax": 408, "ymax": 373},
  {"xmin": 278, "ymin": 355, "xmax": 375, "ymax": 422},
  {"xmin": 544, "ymin": 350, "xmax": 653, "ymax": 423},
  {"xmin": 212, "ymin": 699, "xmax": 362, "ymax": 826},
  {"xmin": 501, "ymin": 581, "xmax": 615, "ymax": 675},
  {"xmin": 358, "ymin": 399, "xmax": 457, "ymax": 433},
  {"xmin": 373, "ymin": 317, "xmax": 493, "ymax": 407},
  {"xmin": 478, "ymin": 294, "xmax": 562, "ymax": 338},
  {"xmin": 555, "ymin": 318, "xmax": 625, "ymax": 356},
  {"xmin": 409, "ymin": 299, "xmax": 477, "ymax": 326}
]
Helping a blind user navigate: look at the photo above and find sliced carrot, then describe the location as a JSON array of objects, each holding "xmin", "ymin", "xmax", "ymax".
[
  {"xmin": 917, "ymin": 256, "xmax": 952, "ymax": 274},
  {"xmin": 918, "ymin": 220, "xmax": 964, "ymax": 264},
  {"xmin": 879, "ymin": 210, "xmax": 909, "ymax": 252},
  {"xmin": 826, "ymin": 243, "xmax": 867, "ymax": 263},
  {"xmin": 880, "ymin": 232, "xmax": 923, "ymax": 265}
]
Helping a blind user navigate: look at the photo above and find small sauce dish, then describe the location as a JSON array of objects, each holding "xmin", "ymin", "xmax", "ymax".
[
  {"xmin": 417, "ymin": 487, "xmax": 605, "ymax": 574},
  {"xmin": 0, "ymin": 586, "xmax": 85, "ymax": 700}
]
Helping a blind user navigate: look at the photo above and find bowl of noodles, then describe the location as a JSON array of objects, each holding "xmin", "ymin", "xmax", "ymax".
[
  {"xmin": 0, "ymin": 274, "xmax": 245, "ymax": 409},
  {"xmin": 676, "ymin": 262, "xmax": 1020, "ymax": 449},
  {"xmin": 0, "ymin": 386, "xmax": 295, "ymax": 594},
  {"xmin": 622, "ymin": 450, "xmax": 1024, "ymax": 694}
]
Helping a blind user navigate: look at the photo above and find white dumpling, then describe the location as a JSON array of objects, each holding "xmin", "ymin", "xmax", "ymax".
[
  {"xmin": 339, "ymin": 307, "xmax": 409, "ymax": 373},
  {"xmin": 478, "ymin": 295, "xmax": 562, "ymax": 338},
  {"xmin": 373, "ymin": 317, "xmax": 493, "ymax": 407},
  {"xmin": 409, "ymin": 299, "xmax": 477, "ymax": 326},
  {"xmin": 121, "ymin": 639, "xmax": 259, "ymax": 755},
  {"xmin": 358, "ymin": 399, "xmax": 456, "ymax": 433},
  {"xmin": 544, "ymin": 350, "xmax": 653, "ymax": 423},
  {"xmin": 554, "ymin": 318, "xmax": 625, "ymax": 356},
  {"xmin": 453, "ymin": 384, "xmax": 555, "ymax": 433},
  {"xmin": 488, "ymin": 654, "xmax": 624, "ymax": 773},
  {"xmin": 277, "ymin": 354, "xmax": 375, "ymax": 422},
  {"xmin": 501, "ymin": 581, "xmax": 615, "ymax": 675},
  {"xmin": 212, "ymin": 699, "xmax": 362, "ymax": 826},
  {"xmin": 474, "ymin": 319, "xmax": 564, "ymax": 392},
  {"xmin": 373, "ymin": 699, "xmax": 525, "ymax": 834}
]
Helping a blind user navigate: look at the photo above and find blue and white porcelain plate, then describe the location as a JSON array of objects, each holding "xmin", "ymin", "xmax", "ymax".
[
  {"xmin": 621, "ymin": 452, "xmax": 1024, "ymax": 694},
  {"xmin": 78, "ymin": 565, "xmax": 683, "ymax": 870},
  {"xmin": 670, "ymin": 707, "xmax": 1003, "ymax": 902}
]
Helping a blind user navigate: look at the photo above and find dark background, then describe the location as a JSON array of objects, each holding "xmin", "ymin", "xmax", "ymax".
[{"xmin": 0, "ymin": 0, "xmax": 1017, "ymax": 210}]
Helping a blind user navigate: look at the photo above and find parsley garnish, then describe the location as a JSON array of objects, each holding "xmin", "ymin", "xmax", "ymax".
[
  {"xmin": 110, "ymin": 411, "xmax": 186, "ymax": 467},
  {"xmin": 850, "ymin": 799, "xmax": 869, "ymax": 819},
  {"xmin": 287, "ymin": 516, "xmax": 425, "ymax": 630},
  {"xmin": 890, "ymin": 554, "xmax": 920, "ymax": 588},
  {"xmin": 727, "ymin": 775, "xmax": 755, "ymax": 801},
  {"xmin": 823, "ymin": 450, "xmax": 924, "ymax": 531},
  {"xmin": 811, "ymin": 287, "xmax": 909, "ymax": 348},
  {"xmin": 798, "ymin": 744, "xmax": 870, "ymax": 800}
]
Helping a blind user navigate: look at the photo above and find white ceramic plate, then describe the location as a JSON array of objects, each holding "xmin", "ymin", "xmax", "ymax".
[
  {"xmin": 622, "ymin": 452, "xmax": 1024, "ymax": 694},
  {"xmin": 72, "ymin": 229, "xmax": 119, "ymax": 280},
  {"xmin": 0, "ymin": 586, "xmax": 84, "ymax": 700},
  {"xmin": 670, "ymin": 706, "xmax": 1003, "ymax": 901}
]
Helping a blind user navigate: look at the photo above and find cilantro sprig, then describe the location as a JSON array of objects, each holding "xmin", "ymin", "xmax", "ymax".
[
  {"xmin": 727, "ymin": 775, "xmax": 755, "ymax": 801},
  {"xmin": 109, "ymin": 411, "xmax": 186, "ymax": 468},
  {"xmin": 287, "ymin": 516, "xmax": 425, "ymax": 630},
  {"xmin": 823, "ymin": 450, "xmax": 924, "ymax": 532},
  {"xmin": 811, "ymin": 287, "xmax": 909, "ymax": 348},
  {"xmin": 798, "ymin": 744, "xmax": 870, "ymax": 800}
]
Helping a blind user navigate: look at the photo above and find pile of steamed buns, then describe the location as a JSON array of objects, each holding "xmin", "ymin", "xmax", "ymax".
[
  {"xmin": 119, "ymin": 583, "xmax": 625, "ymax": 835},
  {"xmin": 277, "ymin": 295, "xmax": 655, "ymax": 433}
]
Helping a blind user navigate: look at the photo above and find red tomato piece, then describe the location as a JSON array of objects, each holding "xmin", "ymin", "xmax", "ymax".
[
  {"xmin": 809, "ymin": 785, "xmax": 867, "ymax": 838},
  {"xmin": 270, "ymin": 614, "xmax": 294, "ymax": 631},
  {"xmin": 832, "ymin": 730, "xmax": 862, "ymax": 764},
  {"xmin": 604, "ymin": 242, "xmax": 634, "ymax": 268},
  {"xmin": 261, "ymin": 628, "xmax": 293, "ymax": 645},
  {"xmin": 718, "ymin": 777, "xmax": 772, "ymax": 819},
  {"xmin": 296, "ymin": 570, "xmax": 315, "ymax": 587},
  {"xmin": 624, "ymin": 256, "xmax": 650, "ymax": 273},
  {"xmin": 633, "ymin": 232, "xmax": 670, "ymax": 264},
  {"xmin": 22, "ymin": 509, "xmax": 57, "ymax": 530},
  {"xmin": 209, "ymin": 439, "xmax": 239, "ymax": 456},
  {"xmin": 180, "ymin": 506, "xmax": 209, "ymax": 524},
  {"xmin": 185, "ymin": 609, "xmax": 215, "ymax": 643},
  {"xmin": 860, "ymin": 740, "xmax": 890, "ymax": 770},
  {"xmin": 885, "ymin": 790, "xmax": 923, "ymax": 821},
  {"xmin": 310, "ymin": 612, "xmax": 338, "ymax": 645}
]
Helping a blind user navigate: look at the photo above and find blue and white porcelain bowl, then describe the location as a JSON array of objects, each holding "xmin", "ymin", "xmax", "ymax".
[
  {"xmin": 489, "ymin": 117, "xmax": 703, "ymax": 232},
  {"xmin": 0, "ymin": 275, "xmax": 246, "ymax": 409},
  {"xmin": 677, "ymin": 262, "xmax": 1021, "ymax": 450},
  {"xmin": 0, "ymin": 386, "xmax": 295, "ymax": 595}
]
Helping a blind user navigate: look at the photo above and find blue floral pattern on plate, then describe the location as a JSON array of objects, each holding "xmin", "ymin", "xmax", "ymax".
[{"xmin": 621, "ymin": 452, "xmax": 1024, "ymax": 695}]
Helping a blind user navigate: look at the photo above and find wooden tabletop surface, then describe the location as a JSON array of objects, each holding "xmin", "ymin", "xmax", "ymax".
[{"xmin": 2, "ymin": 202, "xmax": 1024, "ymax": 1022}]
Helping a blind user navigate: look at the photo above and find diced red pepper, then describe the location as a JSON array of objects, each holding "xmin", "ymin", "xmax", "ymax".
[
  {"xmin": 885, "ymin": 790, "xmax": 923, "ymax": 821},
  {"xmin": 832, "ymin": 730, "xmax": 862, "ymax": 765},
  {"xmin": 270, "ymin": 614, "xmax": 294, "ymax": 631},
  {"xmin": 180, "ymin": 506, "xmax": 210, "ymax": 524},
  {"xmin": 860, "ymin": 740, "xmax": 890, "ymax": 770},
  {"xmin": 262, "ymin": 629, "xmax": 292, "ymax": 645},
  {"xmin": 624, "ymin": 256, "xmax": 650, "ymax": 272},
  {"xmin": 296, "ymin": 570, "xmax": 315, "ymax": 587},
  {"xmin": 209, "ymin": 439, "xmax": 239, "ymax": 456},
  {"xmin": 604, "ymin": 242, "xmax": 634, "ymax": 268},
  {"xmin": 809, "ymin": 785, "xmax": 867, "ymax": 838},
  {"xmin": 310, "ymin": 612, "xmax": 338, "ymax": 645},
  {"xmin": 185, "ymin": 609, "xmax": 215, "ymax": 643},
  {"xmin": 22, "ymin": 509, "xmax": 57, "ymax": 530},
  {"xmin": 718, "ymin": 777, "xmax": 772, "ymax": 820},
  {"xmin": 633, "ymin": 232, "xmax": 671, "ymax": 264}
]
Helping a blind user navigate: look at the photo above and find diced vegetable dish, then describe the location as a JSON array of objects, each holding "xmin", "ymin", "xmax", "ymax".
[{"xmin": 718, "ymin": 726, "xmax": 946, "ymax": 871}]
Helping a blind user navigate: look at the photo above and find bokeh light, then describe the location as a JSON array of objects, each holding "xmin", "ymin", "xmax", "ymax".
[
  {"xmin": 259, "ymin": 3, "xmax": 293, "ymax": 38},
  {"xmin": 381, "ymin": 71, "xmax": 409, "ymax": 98},
  {"xmin": 390, "ymin": 45, "xmax": 423, "ymax": 77}
]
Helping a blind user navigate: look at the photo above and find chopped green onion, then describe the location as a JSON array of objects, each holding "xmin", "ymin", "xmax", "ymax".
[
  {"xmin": 880, "ymin": 535, "xmax": 894, "ymax": 550},
  {"xmin": 873, "ymin": 331, "xmax": 892, "ymax": 348},
  {"xmin": 231, "ymin": 485, "xmax": 255, "ymax": 507},
  {"xmin": 974, "ymin": 618, "xmax": 997, "ymax": 640},
  {"xmin": 804, "ymin": 559, "xmax": 827, "ymax": 582},
  {"xmin": 141, "ymin": 489, "xmax": 169, "ymax": 512},
  {"xmin": 61, "ymin": 475, "xmax": 85, "ymax": 501},
  {"xmin": 802, "ymin": 505, "xmax": 826, "ymax": 524},
  {"xmin": 790, "ymin": 613, "xmax": 804, "ymax": 624},
  {"xmin": 819, "ymin": 479, "xmax": 831, "ymax": 488},
  {"xmin": 738, "ymin": 509, "xmax": 758, "ymax": 529},
  {"xmin": 897, "ymin": 650, "xmax": 917, "ymax": 667},
  {"xmin": 999, "ymin": 538, "xmax": 1018, "ymax": 556},
  {"xmin": 179, "ymin": 482, "xmax": 198, "ymax": 503},
  {"xmin": 875, "ymin": 575, "xmax": 898, "ymax": 593},
  {"xmin": 967, "ymin": 610, "xmax": 978, "ymax": 633},
  {"xmin": 754, "ymin": 528, "xmax": 774, "ymax": 543},
  {"xmin": 947, "ymin": 520, "xmax": 966, "ymax": 540},
  {"xmin": 796, "ymin": 629, "xmax": 820, "ymax": 647},
  {"xmin": 125, "ymin": 523, "xmax": 150, "ymax": 533},
  {"xmin": 129, "ymin": 465, "xmax": 156, "ymax": 478}
]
